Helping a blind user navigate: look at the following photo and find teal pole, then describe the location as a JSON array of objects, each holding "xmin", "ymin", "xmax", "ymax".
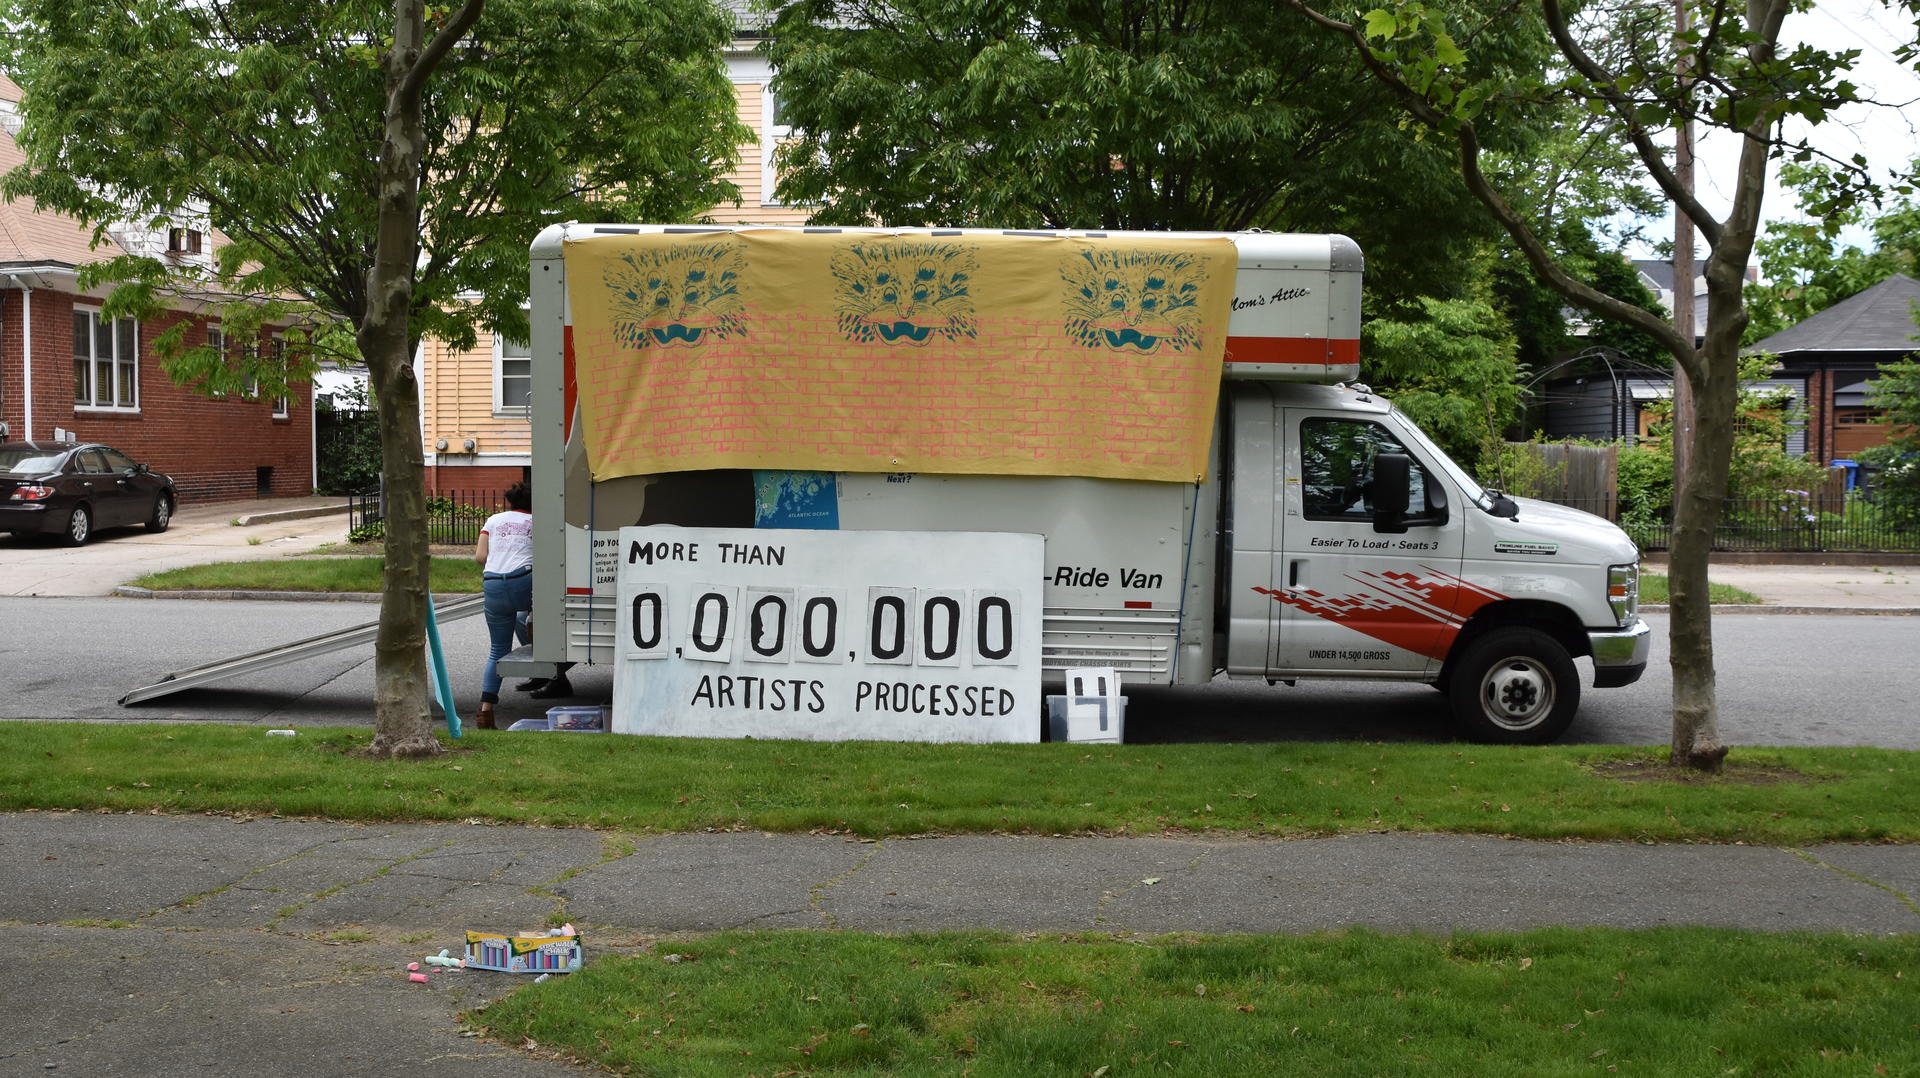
[{"xmin": 425, "ymin": 591, "xmax": 462, "ymax": 737}]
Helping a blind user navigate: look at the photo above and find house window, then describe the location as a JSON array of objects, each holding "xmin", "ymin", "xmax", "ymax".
[
  {"xmin": 207, "ymin": 324, "xmax": 228, "ymax": 396},
  {"xmin": 269, "ymin": 336, "xmax": 289, "ymax": 418},
  {"xmin": 495, "ymin": 331, "xmax": 531, "ymax": 416},
  {"xmin": 760, "ymin": 85, "xmax": 794, "ymax": 207},
  {"xmin": 73, "ymin": 308, "xmax": 138, "ymax": 410}
]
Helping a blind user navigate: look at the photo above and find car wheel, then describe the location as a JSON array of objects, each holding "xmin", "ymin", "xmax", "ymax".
[
  {"xmin": 1447, "ymin": 626, "xmax": 1579, "ymax": 745},
  {"xmin": 64, "ymin": 505, "xmax": 93, "ymax": 546},
  {"xmin": 147, "ymin": 494, "xmax": 174, "ymax": 533}
]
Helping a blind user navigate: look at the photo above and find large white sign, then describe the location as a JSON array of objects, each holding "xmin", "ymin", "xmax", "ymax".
[{"xmin": 614, "ymin": 527, "xmax": 1043, "ymax": 742}]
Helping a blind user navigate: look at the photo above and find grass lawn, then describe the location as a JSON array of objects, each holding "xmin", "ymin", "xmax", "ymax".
[
  {"xmin": 11, "ymin": 722, "xmax": 1914, "ymax": 1073},
  {"xmin": 130, "ymin": 555, "xmax": 482, "ymax": 593},
  {"xmin": 1637, "ymin": 572, "xmax": 1760, "ymax": 604},
  {"xmin": 127, "ymin": 556, "xmax": 1753, "ymax": 607},
  {"xmin": 474, "ymin": 927, "xmax": 1920, "ymax": 1077},
  {"xmin": 5, "ymin": 723, "xmax": 1916, "ymax": 844}
]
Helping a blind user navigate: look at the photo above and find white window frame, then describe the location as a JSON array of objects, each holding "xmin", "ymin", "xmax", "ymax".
[
  {"xmin": 206, "ymin": 323, "xmax": 228, "ymax": 397},
  {"xmin": 270, "ymin": 335, "xmax": 290, "ymax": 418},
  {"xmin": 73, "ymin": 306, "xmax": 139, "ymax": 412},
  {"xmin": 760, "ymin": 83, "xmax": 793, "ymax": 207},
  {"xmin": 494, "ymin": 325, "xmax": 531, "ymax": 417}
]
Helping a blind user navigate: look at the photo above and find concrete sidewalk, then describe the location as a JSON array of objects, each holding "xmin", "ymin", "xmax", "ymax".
[
  {"xmin": 1642, "ymin": 560, "xmax": 1920, "ymax": 613},
  {"xmin": 0, "ymin": 495, "xmax": 352, "ymax": 598},
  {"xmin": 2, "ymin": 812, "xmax": 1916, "ymax": 1076}
]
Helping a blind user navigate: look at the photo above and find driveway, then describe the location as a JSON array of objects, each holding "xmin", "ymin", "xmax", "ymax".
[{"xmin": 0, "ymin": 495, "xmax": 353, "ymax": 597}]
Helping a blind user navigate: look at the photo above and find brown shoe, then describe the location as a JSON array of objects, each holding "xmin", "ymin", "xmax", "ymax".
[{"xmin": 473, "ymin": 703, "xmax": 496, "ymax": 730}]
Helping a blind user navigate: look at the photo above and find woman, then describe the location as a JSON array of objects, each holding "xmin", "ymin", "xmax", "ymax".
[{"xmin": 473, "ymin": 481, "xmax": 534, "ymax": 729}]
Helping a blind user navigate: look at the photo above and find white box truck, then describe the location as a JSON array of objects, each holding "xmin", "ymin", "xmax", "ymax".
[{"xmin": 518, "ymin": 225, "xmax": 1649, "ymax": 744}]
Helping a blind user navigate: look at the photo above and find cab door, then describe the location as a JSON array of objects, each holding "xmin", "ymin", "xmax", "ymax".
[{"xmin": 1271, "ymin": 410, "xmax": 1467, "ymax": 677}]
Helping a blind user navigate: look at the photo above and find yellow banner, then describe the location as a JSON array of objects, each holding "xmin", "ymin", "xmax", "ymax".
[{"xmin": 564, "ymin": 230, "xmax": 1234, "ymax": 483}]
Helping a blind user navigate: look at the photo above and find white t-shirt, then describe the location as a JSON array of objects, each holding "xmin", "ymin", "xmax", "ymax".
[{"xmin": 480, "ymin": 510, "xmax": 533, "ymax": 575}]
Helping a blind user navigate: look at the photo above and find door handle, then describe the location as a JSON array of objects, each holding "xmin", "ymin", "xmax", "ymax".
[{"xmin": 1288, "ymin": 560, "xmax": 1303, "ymax": 588}]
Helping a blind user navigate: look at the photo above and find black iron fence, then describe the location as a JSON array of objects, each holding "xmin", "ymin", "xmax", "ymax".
[
  {"xmin": 343, "ymin": 480, "xmax": 1918, "ymax": 554},
  {"xmin": 1542, "ymin": 495, "xmax": 1920, "ymax": 553},
  {"xmin": 347, "ymin": 483, "xmax": 506, "ymax": 547}
]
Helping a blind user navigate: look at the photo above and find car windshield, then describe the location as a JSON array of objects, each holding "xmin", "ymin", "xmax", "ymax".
[{"xmin": 0, "ymin": 450, "xmax": 66, "ymax": 474}]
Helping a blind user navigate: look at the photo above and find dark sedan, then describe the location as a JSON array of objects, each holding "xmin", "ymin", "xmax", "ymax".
[{"xmin": 0, "ymin": 441, "xmax": 177, "ymax": 545}]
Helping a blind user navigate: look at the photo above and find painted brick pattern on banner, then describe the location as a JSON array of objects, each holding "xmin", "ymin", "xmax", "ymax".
[{"xmin": 575, "ymin": 311, "xmax": 1216, "ymax": 480}]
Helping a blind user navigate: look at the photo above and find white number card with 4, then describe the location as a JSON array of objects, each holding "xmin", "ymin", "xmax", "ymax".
[{"xmin": 614, "ymin": 527, "xmax": 1043, "ymax": 742}]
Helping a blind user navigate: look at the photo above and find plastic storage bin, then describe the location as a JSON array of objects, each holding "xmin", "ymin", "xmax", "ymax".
[{"xmin": 546, "ymin": 705, "xmax": 607, "ymax": 732}]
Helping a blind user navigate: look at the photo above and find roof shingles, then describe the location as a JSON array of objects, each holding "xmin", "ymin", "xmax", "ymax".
[{"xmin": 1750, "ymin": 273, "xmax": 1920, "ymax": 355}]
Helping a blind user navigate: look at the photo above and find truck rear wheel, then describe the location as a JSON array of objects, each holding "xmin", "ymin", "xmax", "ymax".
[{"xmin": 1447, "ymin": 627, "xmax": 1578, "ymax": 744}]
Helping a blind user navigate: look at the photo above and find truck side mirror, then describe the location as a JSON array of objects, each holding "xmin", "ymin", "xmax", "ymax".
[
  {"xmin": 1371, "ymin": 452, "xmax": 1410, "ymax": 534},
  {"xmin": 1425, "ymin": 476, "xmax": 1449, "ymax": 525}
]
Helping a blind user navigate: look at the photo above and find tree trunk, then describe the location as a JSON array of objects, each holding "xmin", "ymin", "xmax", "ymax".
[
  {"xmin": 362, "ymin": 343, "xmax": 440, "ymax": 758},
  {"xmin": 1663, "ymin": 355, "xmax": 1734, "ymax": 771},
  {"xmin": 355, "ymin": 0, "xmax": 486, "ymax": 758}
]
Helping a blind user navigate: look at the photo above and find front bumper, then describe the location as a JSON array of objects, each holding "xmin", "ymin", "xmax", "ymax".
[{"xmin": 1588, "ymin": 618, "xmax": 1652, "ymax": 688}]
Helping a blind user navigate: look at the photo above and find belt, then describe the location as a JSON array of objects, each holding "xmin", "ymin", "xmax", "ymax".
[{"xmin": 483, "ymin": 567, "xmax": 531, "ymax": 580}]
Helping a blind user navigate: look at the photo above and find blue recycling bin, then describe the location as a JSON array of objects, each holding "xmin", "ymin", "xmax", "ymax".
[{"xmin": 1831, "ymin": 459, "xmax": 1859, "ymax": 491}]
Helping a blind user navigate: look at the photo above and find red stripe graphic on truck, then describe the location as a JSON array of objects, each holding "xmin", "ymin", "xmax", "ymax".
[
  {"xmin": 1253, "ymin": 568, "xmax": 1507, "ymax": 660},
  {"xmin": 1223, "ymin": 334, "xmax": 1361, "ymax": 369}
]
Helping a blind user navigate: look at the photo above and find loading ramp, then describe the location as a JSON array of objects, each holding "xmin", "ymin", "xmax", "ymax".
[{"xmin": 118, "ymin": 593, "xmax": 487, "ymax": 706}]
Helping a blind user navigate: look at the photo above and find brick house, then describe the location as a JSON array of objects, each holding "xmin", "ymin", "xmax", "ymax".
[
  {"xmin": 417, "ymin": 31, "xmax": 808, "ymax": 496},
  {"xmin": 1746, "ymin": 273, "xmax": 1920, "ymax": 463},
  {"xmin": 0, "ymin": 76, "xmax": 313, "ymax": 504}
]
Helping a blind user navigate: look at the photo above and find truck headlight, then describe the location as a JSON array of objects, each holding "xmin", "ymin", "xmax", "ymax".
[{"xmin": 1608, "ymin": 562, "xmax": 1639, "ymax": 625}]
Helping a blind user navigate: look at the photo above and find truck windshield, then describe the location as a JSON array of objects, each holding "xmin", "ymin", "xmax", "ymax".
[{"xmin": 1385, "ymin": 409, "xmax": 1494, "ymax": 511}]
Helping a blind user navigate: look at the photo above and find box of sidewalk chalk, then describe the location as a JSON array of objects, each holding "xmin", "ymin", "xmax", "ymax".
[{"xmin": 464, "ymin": 928, "xmax": 583, "ymax": 974}]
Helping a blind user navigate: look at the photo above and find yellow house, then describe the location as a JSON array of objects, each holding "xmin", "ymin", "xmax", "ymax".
[{"xmin": 420, "ymin": 35, "xmax": 808, "ymax": 495}]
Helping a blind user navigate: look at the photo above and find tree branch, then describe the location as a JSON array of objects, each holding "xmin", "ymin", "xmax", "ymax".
[
  {"xmin": 1540, "ymin": 0, "xmax": 1723, "ymax": 249},
  {"xmin": 397, "ymin": 0, "xmax": 487, "ymax": 108},
  {"xmin": 1284, "ymin": 0, "xmax": 1694, "ymax": 373}
]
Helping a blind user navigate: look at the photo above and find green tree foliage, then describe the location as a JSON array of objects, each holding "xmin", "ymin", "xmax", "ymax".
[
  {"xmin": 1493, "ymin": 219, "xmax": 1671, "ymax": 391},
  {"xmin": 1861, "ymin": 353, "xmax": 1920, "ymax": 526},
  {"xmin": 0, "ymin": 0, "xmax": 746, "ymax": 377},
  {"xmin": 1745, "ymin": 161, "xmax": 1920, "ymax": 343},
  {"xmin": 1363, "ymin": 286, "xmax": 1522, "ymax": 470},
  {"xmin": 764, "ymin": 0, "xmax": 1565, "ymax": 307},
  {"xmin": 1, "ymin": 0, "xmax": 744, "ymax": 752},
  {"xmin": 315, "ymin": 382, "xmax": 382, "ymax": 495},
  {"xmin": 1286, "ymin": 0, "xmax": 1901, "ymax": 769}
]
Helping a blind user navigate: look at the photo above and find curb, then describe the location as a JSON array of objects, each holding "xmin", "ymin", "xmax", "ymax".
[
  {"xmin": 1639, "ymin": 603, "xmax": 1920, "ymax": 615},
  {"xmin": 230, "ymin": 504, "xmax": 351, "ymax": 527},
  {"xmin": 114, "ymin": 586, "xmax": 385, "ymax": 602},
  {"xmin": 108, "ymin": 588, "xmax": 1920, "ymax": 615}
]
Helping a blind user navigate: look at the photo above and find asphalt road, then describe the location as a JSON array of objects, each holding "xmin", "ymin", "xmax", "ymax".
[{"xmin": 2, "ymin": 596, "xmax": 1915, "ymax": 748}]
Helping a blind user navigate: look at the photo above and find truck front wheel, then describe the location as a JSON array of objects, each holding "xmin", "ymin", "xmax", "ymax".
[{"xmin": 1447, "ymin": 627, "xmax": 1579, "ymax": 744}]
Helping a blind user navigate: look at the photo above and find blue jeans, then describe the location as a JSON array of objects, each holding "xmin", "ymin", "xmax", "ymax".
[{"xmin": 480, "ymin": 569, "xmax": 533, "ymax": 703}]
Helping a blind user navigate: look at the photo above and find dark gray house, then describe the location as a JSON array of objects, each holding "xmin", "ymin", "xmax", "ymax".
[{"xmin": 1537, "ymin": 272, "xmax": 1917, "ymax": 463}]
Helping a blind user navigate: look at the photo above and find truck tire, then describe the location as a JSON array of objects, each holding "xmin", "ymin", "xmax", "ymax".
[{"xmin": 1447, "ymin": 626, "xmax": 1578, "ymax": 744}]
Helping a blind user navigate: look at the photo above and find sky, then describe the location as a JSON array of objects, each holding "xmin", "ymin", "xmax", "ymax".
[{"xmin": 1676, "ymin": 0, "xmax": 1920, "ymax": 258}]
